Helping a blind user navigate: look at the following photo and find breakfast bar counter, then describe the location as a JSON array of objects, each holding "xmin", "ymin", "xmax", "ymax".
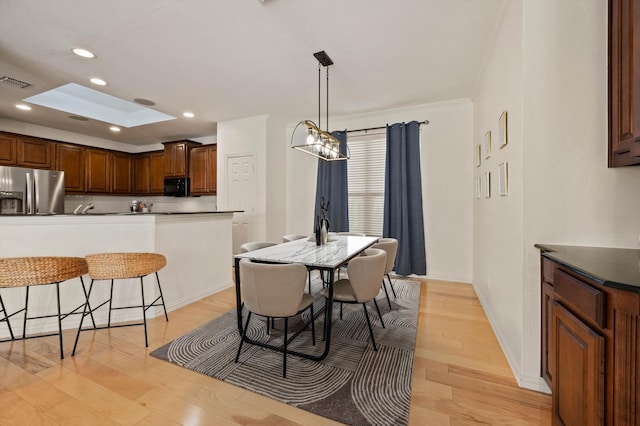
[{"xmin": 0, "ymin": 212, "xmax": 236, "ymax": 340}]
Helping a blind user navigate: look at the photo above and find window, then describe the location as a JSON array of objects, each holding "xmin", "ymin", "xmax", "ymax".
[{"xmin": 347, "ymin": 133, "xmax": 386, "ymax": 236}]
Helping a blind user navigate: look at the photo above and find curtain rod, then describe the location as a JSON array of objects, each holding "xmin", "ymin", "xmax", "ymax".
[{"xmin": 345, "ymin": 119, "xmax": 430, "ymax": 134}]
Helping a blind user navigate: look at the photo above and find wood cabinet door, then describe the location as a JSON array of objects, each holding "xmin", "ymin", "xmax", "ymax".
[
  {"xmin": 134, "ymin": 154, "xmax": 151, "ymax": 194},
  {"xmin": 56, "ymin": 143, "xmax": 85, "ymax": 192},
  {"xmin": 609, "ymin": 0, "xmax": 640, "ymax": 166},
  {"xmin": 189, "ymin": 146, "xmax": 208, "ymax": 194},
  {"xmin": 541, "ymin": 282, "xmax": 554, "ymax": 387},
  {"xmin": 0, "ymin": 133, "xmax": 17, "ymax": 165},
  {"xmin": 85, "ymin": 148, "xmax": 110, "ymax": 193},
  {"xmin": 551, "ymin": 301, "xmax": 605, "ymax": 426},
  {"xmin": 17, "ymin": 137, "xmax": 52, "ymax": 169},
  {"xmin": 111, "ymin": 152, "xmax": 133, "ymax": 194},
  {"xmin": 207, "ymin": 145, "xmax": 217, "ymax": 194},
  {"xmin": 149, "ymin": 151, "xmax": 165, "ymax": 193}
]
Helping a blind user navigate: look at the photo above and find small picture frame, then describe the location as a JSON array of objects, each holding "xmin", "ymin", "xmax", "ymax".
[
  {"xmin": 484, "ymin": 171, "xmax": 491, "ymax": 198},
  {"xmin": 475, "ymin": 176, "xmax": 481, "ymax": 199},
  {"xmin": 475, "ymin": 144, "xmax": 481, "ymax": 167},
  {"xmin": 483, "ymin": 130, "xmax": 491, "ymax": 159},
  {"xmin": 498, "ymin": 162, "xmax": 508, "ymax": 196},
  {"xmin": 499, "ymin": 111, "xmax": 508, "ymax": 149}
]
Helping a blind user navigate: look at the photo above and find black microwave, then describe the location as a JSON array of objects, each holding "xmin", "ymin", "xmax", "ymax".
[{"xmin": 164, "ymin": 177, "xmax": 190, "ymax": 197}]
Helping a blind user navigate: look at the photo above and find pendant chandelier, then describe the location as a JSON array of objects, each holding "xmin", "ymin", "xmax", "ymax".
[{"xmin": 291, "ymin": 51, "xmax": 349, "ymax": 161}]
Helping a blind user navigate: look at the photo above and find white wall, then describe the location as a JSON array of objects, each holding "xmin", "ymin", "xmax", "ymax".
[
  {"xmin": 471, "ymin": 0, "xmax": 527, "ymax": 387},
  {"xmin": 473, "ymin": 0, "xmax": 640, "ymax": 392},
  {"xmin": 217, "ymin": 115, "xmax": 268, "ymax": 242},
  {"xmin": 285, "ymin": 101, "xmax": 474, "ymax": 283}
]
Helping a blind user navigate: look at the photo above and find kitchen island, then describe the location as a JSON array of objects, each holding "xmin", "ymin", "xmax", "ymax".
[{"xmin": 0, "ymin": 212, "xmax": 236, "ymax": 340}]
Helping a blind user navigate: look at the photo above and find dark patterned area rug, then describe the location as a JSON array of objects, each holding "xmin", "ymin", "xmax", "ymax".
[{"xmin": 150, "ymin": 277, "xmax": 421, "ymax": 426}]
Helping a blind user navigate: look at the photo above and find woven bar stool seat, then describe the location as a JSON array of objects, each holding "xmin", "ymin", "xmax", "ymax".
[
  {"xmin": 0, "ymin": 257, "xmax": 89, "ymax": 359},
  {"xmin": 72, "ymin": 252, "xmax": 168, "ymax": 355}
]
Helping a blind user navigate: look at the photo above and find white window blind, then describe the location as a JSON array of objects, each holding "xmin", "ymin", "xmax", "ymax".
[{"xmin": 347, "ymin": 134, "xmax": 386, "ymax": 237}]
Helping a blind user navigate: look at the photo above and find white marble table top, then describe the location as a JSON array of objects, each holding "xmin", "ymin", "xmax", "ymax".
[{"xmin": 235, "ymin": 235, "xmax": 379, "ymax": 269}]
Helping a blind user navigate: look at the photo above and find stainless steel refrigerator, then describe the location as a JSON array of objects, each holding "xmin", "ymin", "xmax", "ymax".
[{"xmin": 0, "ymin": 166, "xmax": 65, "ymax": 215}]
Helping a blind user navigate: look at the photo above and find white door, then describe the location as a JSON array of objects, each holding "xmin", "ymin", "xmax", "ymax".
[{"xmin": 227, "ymin": 154, "xmax": 256, "ymax": 255}]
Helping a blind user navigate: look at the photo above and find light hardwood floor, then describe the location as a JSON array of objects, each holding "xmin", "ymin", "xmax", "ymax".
[{"xmin": 0, "ymin": 277, "xmax": 551, "ymax": 425}]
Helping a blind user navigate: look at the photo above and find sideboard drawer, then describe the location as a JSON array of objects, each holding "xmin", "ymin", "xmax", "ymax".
[{"xmin": 554, "ymin": 269, "xmax": 606, "ymax": 328}]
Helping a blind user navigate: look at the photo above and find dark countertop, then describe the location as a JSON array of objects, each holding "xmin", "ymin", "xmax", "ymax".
[{"xmin": 535, "ymin": 244, "xmax": 640, "ymax": 293}]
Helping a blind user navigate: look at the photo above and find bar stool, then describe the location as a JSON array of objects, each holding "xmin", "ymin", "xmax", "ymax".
[
  {"xmin": 0, "ymin": 256, "xmax": 89, "ymax": 359},
  {"xmin": 72, "ymin": 252, "xmax": 168, "ymax": 355}
]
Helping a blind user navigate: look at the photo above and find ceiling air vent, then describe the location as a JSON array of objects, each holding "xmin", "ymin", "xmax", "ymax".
[{"xmin": 0, "ymin": 76, "xmax": 31, "ymax": 89}]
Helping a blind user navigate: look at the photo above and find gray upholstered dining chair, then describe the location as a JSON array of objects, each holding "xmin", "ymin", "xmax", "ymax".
[
  {"xmin": 371, "ymin": 238, "xmax": 399, "ymax": 310},
  {"xmin": 235, "ymin": 259, "xmax": 316, "ymax": 378},
  {"xmin": 282, "ymin": 234, "xmax": 308, "ymax": 243},
  {"xmin": 239, "ymin": 241, "xmax": 277, "ymax": 253},
  {"xmin": 323, "ymin": 248, "xmax": 387, "ymax": 351}
]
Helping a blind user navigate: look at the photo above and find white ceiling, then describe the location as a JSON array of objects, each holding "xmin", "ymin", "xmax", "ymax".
[{"xmin": 0, "ymin": 0, "xmax": 503, "ymax": 147}]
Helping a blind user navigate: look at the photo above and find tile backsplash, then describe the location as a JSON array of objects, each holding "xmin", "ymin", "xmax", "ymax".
[{"xmin": 65, "ymin": 194, "xmax": 217, "ymax": 214}]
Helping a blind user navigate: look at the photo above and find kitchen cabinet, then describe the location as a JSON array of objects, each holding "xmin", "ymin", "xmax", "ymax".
[
  {"xmin": 85, "ymin": 148, "xmax": 110, "ymax": 193},
  {"xmin": 134, "ymin": 151, "xmax": 164, "ymax": 194},
  {"xmin": 0, "ymin": 133, "xmax": 52, "ymax": 169},
  {"xmin": 0, "ymin": 133, "xmax": 17, "ymax": 164},
  {"xmin": 111, "ymin": 152, "xmax": 133, "ymax": 194},
  {"xmin": 163, "ymin": 140, "xmax": 201, "ymax": 177},
  {"xmin": 608, "ymin": 0, "xmax": 640, "ymax": 166},
  {"xmin": 538, "ymin": 245, "xmax": 640, "ymax": 425},
  {"xmin": 189, "ymin": 144, "xmax": 217, "ymax": 195},
  {"xmin": 55, "ymin": 143, "xmax": 85, "ymax": 193},
  {"xmin": 17, "ymin": 136, "xmax": 53, "ymax": 169}
]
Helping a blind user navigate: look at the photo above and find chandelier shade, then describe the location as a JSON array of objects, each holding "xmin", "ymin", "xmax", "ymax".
[
  {"xmin": 291, "ymin": 120, "xmax": 349, "ymax": 161},
  {"xmin": 291, "ymin": 51, "xmax": 348, "ymax": 161}
]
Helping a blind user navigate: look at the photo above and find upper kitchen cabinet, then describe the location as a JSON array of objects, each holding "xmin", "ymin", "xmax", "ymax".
[
  {"xmin": 111, "ymin": 152, "xmax": 133, "ymax": 194},
  {"xmin": 17, "ymin": 136, "xmax": 53, "ymax": 169},
  {"xmin": 85, "ymin": 148, "xmax": 111, "ymax": 193},
  {"xmin": 163, "ymin": 140, "xmax": 201, "ymax": 177},
  {"xmin": 0, "ymin": 132, "xmax": 52, "ymax": 169},
  {"xmin": 55, "ymin": 143, "xmax": 85, "ymax": 193},
  {"xmin": 609, "ymin": 0, "xmax": 640, "ymax": 166},
  {"xmin": 134, "ymin": 151, "xmax": 164, "ymax": 194},
  {"xmin": 0, "ymin": 133, "xmax": 17, "ymax": 165},
  {"xmin": 190, "ymin": 144, "xmax": 217, "ymax": 195}
]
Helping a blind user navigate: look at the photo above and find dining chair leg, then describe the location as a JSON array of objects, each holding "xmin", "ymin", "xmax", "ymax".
[
  {"xmin": 155, "ymin": 272, "xmax": 169, "ymax": 321},
  {"xmin": 107, "ymin": 279, "xmax": 114, "ymax": 327},
  {"xmin": 55, "ymin": 282, "xmax": 64, "ymax": 359},
  {"xmin": 362, "ymin": 303, "xmax": 377, "ymax": 351},
  {"xmin": 235, "ymin": 312, "xmax": 252, "ymax": 362},
  {"xmin": 22, "ymin": 286, "xmax": 30, "ymax": 338},
  {"xmin": 72, "ymin": 278, "xmax": 96, "ymax": 356},
  {"xmin": 387, "ymin": 274, "xmax": 397, "ymax": 298},
  {"xmin": 372, "ymin": 298, "xmax": 385, "ymax": 328},
  {"xmin": 381, "ymin": 280, "xmax": 392, "ymax": 310},
  {"xmin": 340, "ymin": 302, "xmax": 343, "ymax": 320},
  {"xmin": 310, "ymin": 304, "xmax": 316, "ymax": 345},
  {"xmin": 283, "ymin": 317, "xmax": 288, "ymax": 378},
  {"xmin": 140, "ymin": 277, "xmax": 148, "ymax": 347}
]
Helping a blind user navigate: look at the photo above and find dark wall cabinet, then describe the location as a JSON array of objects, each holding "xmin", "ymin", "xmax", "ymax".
[
  {"xmin": 163, "ymin": 140, "xmax": 201, "ymax": 177},
  {"xmin": 111, "ymin": 152, "xmax": 133, "ymax": 194},
  {"xmin": 189, "ymin": 145, "xmax": 217, "ymax": 195},
  {"xmin": 85, "ymin": 148, "xmax": 110, "ymax": 193},
  {"xmin": 56, "ymin": 143, "xmax": 85, "ymax": 193},
  {"xmin": 134, "ymin": 151, "xmax": 164, "ymax": 195},
  {"xmin": 540, "ymin": 255, "xmax": 640, "ymax": 425},
  {"xmin": 0, "ymin": 133, "xmax": 53, "ymax": 169},
  {"xmin": 609, "ymin": 0, "xmax": 640, "ymax": 166}
]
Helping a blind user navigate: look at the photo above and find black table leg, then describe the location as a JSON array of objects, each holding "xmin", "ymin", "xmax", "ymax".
[{"xmin": 234, "ymin": 257, "xmax": 243, "ymax": 334}]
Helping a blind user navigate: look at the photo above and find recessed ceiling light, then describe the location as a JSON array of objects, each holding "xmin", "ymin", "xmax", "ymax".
[
  {"xmin": 72, "ymin": 48, "xmax": 95, "ymax": 58},
  {"xmin": 110, "ymin": 126, "xmax": 121, "ymax": 132},
  {"xmin": 90, "ymin": 77, "xmax": 107, "ymax": 86},
  {"xmin": 16, "ymin": 104, "xmax": 31, "ymax": 111},
  {"xmin": 183, "ymin": 112, "xmax": 194, "ymax": 118}
]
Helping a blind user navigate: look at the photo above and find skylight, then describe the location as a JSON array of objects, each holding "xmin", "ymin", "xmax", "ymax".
[{"xmin": 23, "ymin": 83, "xmax": 175, "ymax": 128}]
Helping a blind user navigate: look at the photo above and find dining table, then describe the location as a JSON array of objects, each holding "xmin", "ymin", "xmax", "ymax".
[{"xmin": 233, "ymin": 234, "xmax": 379, "ymax": 361}]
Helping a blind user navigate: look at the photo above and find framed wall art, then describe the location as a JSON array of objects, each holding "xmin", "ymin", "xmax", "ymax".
[
  {"xmin": 475, "ymin": 176, "xmax": 481, "ymax": 199},
  {"xmin": 483, "ymin": 171, "xmax": 491, "ymax": 198},
  {"xmin": 475, "ymin": 144, "xmax": 481, "ymax": 167},
  {"xmin": 499, "ymin": 111, "xmax": 508, "ymax": 149},
  {"xmin": 483, "ymin": 130, "xmax": 491, "ymax": 159},
  {"xmin": 498, "ymin": 162, "xmax": 508, "ymax": 196}
]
